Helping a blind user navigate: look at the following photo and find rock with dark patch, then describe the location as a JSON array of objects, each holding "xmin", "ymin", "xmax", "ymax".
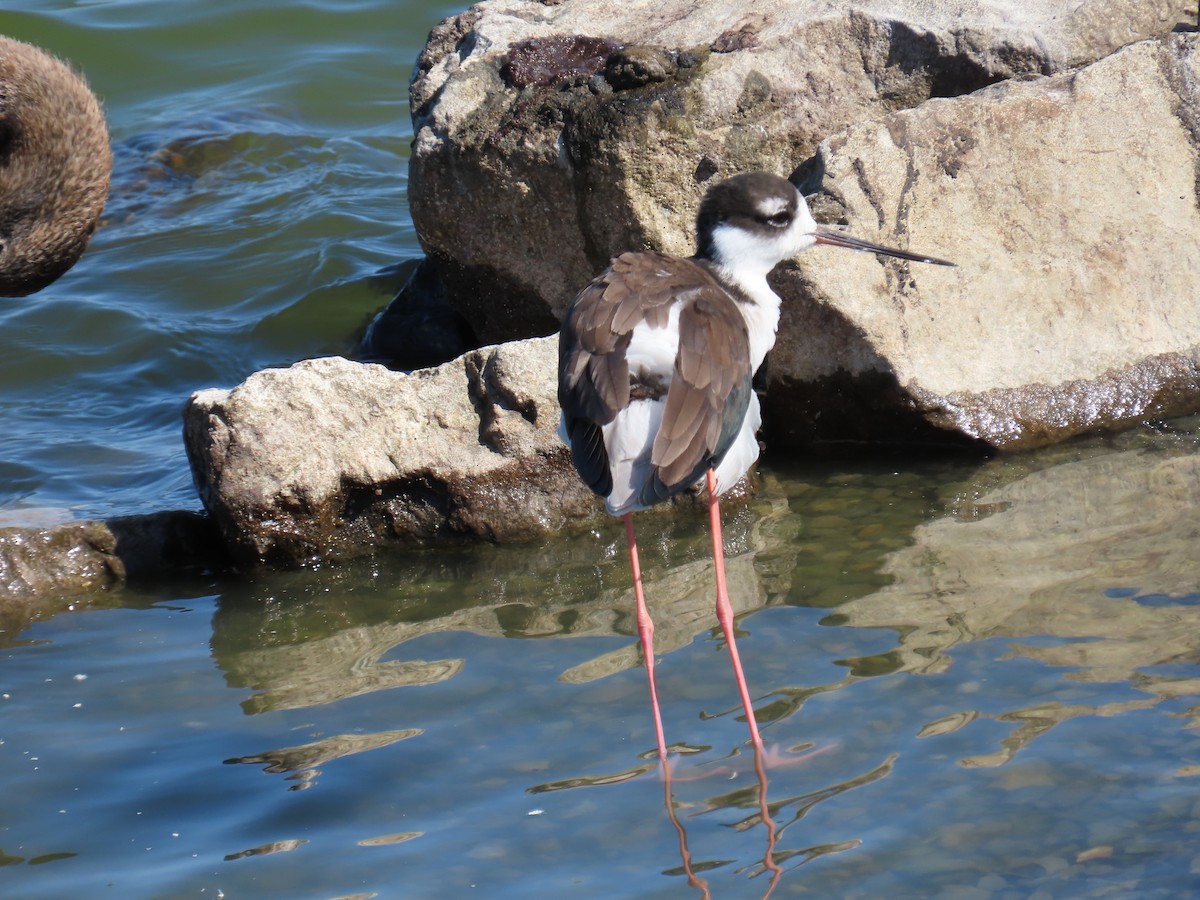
[
  {"xmin": 408, "ymin": 0, "xmax": 1192, "ymax": 345},
  {"xmin": 503, "ymin": 35, "xmax": 625, "ymax": 89},
  {"xmin": 0, "ymin": 36, "xmax": 111, "ymax": 295},
  {"xmin": 764, "ymin": 34, "xmax": 1200, "ymax": 451}
]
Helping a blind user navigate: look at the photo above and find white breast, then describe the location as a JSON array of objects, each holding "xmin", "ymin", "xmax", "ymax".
[{"xmin": 711, "ymin": 261, "xmax": 783, "ymax": 371}]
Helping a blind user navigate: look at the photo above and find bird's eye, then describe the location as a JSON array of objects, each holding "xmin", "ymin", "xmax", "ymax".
[{"xmin": 762, "ymin": 211, "xmax": 791, "ymax": 228}]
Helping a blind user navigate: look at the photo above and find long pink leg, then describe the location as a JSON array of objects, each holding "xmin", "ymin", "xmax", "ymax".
[
  {"xmin": 706, "ymin": 468, "xmax": 764, "ymax": 751},
  {"xmin": 625, "ymin": 512, "xmax": 669, "ymax": 763}
]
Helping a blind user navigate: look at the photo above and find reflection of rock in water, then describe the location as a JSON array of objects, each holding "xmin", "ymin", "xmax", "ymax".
[
  {"xmin": 557, "ymin": 537, "xmax": 766, "ymax": 685},
  {"xmin": 226, "ymin": 728, "xmax": 421, "ymax": 771},
  {"xmin": 834, "ymin": 443, "xmax": 1200, "ymax": 762},
  {"xmin": 226, "ymin": 623, "xmax": 466, "ymax": 714},
  {"xmin": 224, "ymin": 728, "xmax": 421, "ymax": 790},
  {"xmin": 209, "ymin": 498, "xmax": 792, "ymax": 714},
  {"xmin": 224, "ymin": 838, "xmax": 307, "ymax": 861}
]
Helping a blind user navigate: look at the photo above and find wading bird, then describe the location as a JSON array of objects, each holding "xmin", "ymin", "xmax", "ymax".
[{"xmin": 558, "ymin": 171, "xmax": 952, "ymax": 762}]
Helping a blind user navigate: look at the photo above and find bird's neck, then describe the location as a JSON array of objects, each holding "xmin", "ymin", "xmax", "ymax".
[{"xmin": 699, "ymin": 256, "xmax": 783, "ymax": 373}]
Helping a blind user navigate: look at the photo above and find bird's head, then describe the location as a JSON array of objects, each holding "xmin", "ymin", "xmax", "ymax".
[{"xmin": 695, "ymin": 171, "xmax": 952, "ymax": 276}]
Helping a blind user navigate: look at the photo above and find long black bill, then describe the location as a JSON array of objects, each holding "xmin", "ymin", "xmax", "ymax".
[{"xmin": 814, "ymin": 226, "xmax": 955, "ymax": 266}]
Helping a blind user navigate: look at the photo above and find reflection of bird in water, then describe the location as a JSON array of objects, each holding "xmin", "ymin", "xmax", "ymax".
[
  {"xmin": 0, "ymin": 36, "xmax": 111, "ymax": 296},
  {"xmin": 558, "ymin": 171, "xmax": 952, "ymax": 762}
]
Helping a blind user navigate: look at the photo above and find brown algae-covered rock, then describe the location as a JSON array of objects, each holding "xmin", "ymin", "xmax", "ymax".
[{"xmin": 408, "ymin": 0, "xmax": 1192, "ymax": 343}]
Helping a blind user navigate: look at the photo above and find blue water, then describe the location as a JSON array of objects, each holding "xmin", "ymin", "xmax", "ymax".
[
  {"xmin": 0, "ymin": 0, "xmax": 445, "ymax": 521},
  {"xmin": 6, "ymin": 569, "xmax": 1199, "ymax": 898},
  {"xmin": 3, "ymin": 2, "xmax": 1200, "ymax": 897}
]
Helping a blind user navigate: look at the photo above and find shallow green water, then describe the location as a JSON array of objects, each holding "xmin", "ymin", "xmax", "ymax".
[{"xmin": 3, "ymin": 2, "xmax": 1200, "ymax": 897}]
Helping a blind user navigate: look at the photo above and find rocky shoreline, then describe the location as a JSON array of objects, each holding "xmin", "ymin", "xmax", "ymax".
[{"xmin": 6, "ymin": 1, "xmax": 1200, "ymax": 601}]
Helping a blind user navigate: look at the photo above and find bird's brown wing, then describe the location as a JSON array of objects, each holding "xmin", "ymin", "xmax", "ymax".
[
  {"xmin": 648, "ymin": 291, "xmax": 752, "ymax": 498},
  {"xmin": 558, "ymin": 251, "xmax": 730, "ymax": 499}
]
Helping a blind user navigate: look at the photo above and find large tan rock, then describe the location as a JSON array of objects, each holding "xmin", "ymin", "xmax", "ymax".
[
  {"xmin": 409, "ymin": 0, "xmax": 1192, "ymax": 343},
  {"xmin": 183, "ymin": 338, "xmax": 596, "ymax": 564},
  {"xmin": 180, "ymin": 5, "xmax": 1200, "ymax": 564},
  {"xmin": 766, "ymin": 34, "xmax": 1200, "ymax": 449},
  {"xmin": 184, "ymin": 335, "xmax": 761, "ymax": 565}
]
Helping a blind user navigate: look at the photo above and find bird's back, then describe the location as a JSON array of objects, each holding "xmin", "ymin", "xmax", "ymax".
[{"xmin": 558, "ymin": 251, "xmax": 755, "ymax": 515}]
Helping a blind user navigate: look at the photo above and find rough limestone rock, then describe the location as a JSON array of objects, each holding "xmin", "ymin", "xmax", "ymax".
[
  {"xmin": 184, "ymin": 338, "xmax": 597, "ymax": 565},
  {"xmin": 178, "ymin": 4, "xmax": 1200, "ymax": 565},
  {"xmin": 409, "ymin": 0, "xmax": 1192, "ymax": 343},
  {"xmin": 765, "ymin": 34, "xmax": 1200, "ymax": 450}
]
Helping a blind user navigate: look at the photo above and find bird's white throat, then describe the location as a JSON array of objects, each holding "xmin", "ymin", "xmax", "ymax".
[{"xmin": 707, "ymin": 225, "xmax": 797, "ymax": 370}]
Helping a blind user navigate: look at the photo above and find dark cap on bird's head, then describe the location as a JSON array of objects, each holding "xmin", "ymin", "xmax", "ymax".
[{"xmin": 694, "ymin": 172, "xmax": 806, "ymax": 262}]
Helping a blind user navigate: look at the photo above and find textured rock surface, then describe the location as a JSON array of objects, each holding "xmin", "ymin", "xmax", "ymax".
[
  {"xmin": 409, "ymin": 0, "xmax": 1193, "ymax": 342},
  {"xmin": 0, "ymin": 520, "xmax": 123, "ymax": 598},
  {"xmin": 765, "ymin": 34, "xmax": 1200, "ymax": 450},
  {"xmin": 184, "ymin": 339, "xmax": 596, "ymax": 564},
  {"xmin": 177, "ymin": 3, "xmax": 1200, "ymax": 564}
]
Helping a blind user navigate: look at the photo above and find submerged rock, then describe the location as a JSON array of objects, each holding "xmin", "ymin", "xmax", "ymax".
[{"xmin": 0, "ymin": 511, "xmax": 226, "ymax": 633}]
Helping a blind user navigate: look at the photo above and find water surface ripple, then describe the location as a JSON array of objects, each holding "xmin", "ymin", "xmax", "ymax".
[{"xmin": 2, "ymin": 2, "xmax": 1200, "ymax": 898}]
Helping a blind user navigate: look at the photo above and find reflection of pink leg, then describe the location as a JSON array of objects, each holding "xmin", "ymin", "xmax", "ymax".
[
  {"xmin": 751, "ymin": 738, "xmax": 783, "ymax": 897},
  {"xmin": 626, "ymin": 513, "xmax": 669, "ymax": 764},
  {"xmin": 706, "ymin": 468, "xmax": 764, "ymax": 752},
  {"xmin": 661, "ymin": 756, "xmax": 712, "ymax": 899}
]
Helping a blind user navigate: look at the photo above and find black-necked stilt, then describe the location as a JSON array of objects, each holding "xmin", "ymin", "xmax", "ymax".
[{"xmin": 558, "ymin": 171, "xmax": 952, "ymax": 762}]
